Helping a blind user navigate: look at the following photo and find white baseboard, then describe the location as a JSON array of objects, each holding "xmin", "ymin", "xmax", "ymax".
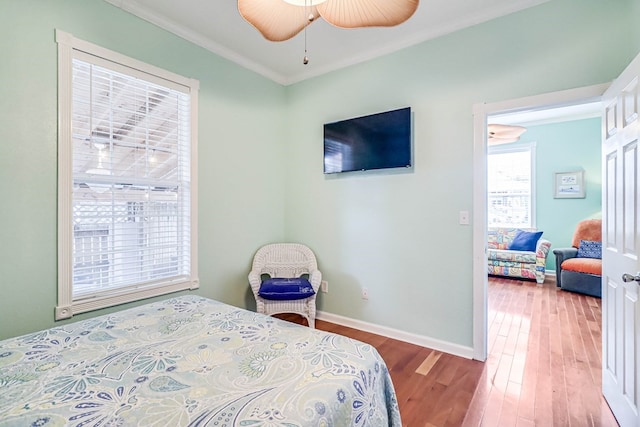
[{"xmin": 316, "ymin": 310, "xmax": 475, "ymax": 360}]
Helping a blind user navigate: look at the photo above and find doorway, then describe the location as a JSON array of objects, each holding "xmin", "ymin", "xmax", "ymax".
[{"xmin": 471, "ymin": 83, "xmax": 609, "ymax": 361}]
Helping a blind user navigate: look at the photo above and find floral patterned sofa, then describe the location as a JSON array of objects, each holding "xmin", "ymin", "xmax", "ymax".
[{"xmin": 487, "ymin": 227, "xmax": 552, "ymax": 284}]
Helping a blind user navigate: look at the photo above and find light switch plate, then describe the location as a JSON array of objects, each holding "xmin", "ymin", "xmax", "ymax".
[{"xmin": 459, "ymin": 210, "xmax": 470, "ymax": 225}]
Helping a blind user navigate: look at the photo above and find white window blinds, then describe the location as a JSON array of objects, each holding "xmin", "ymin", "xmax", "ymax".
[
  {"xmin": 487, "ymin": 144, "xmax": 535, "ymax": 228},
  {"xmin": 56, "ymin": 30, "xmax": 198, "ymax": 319}
]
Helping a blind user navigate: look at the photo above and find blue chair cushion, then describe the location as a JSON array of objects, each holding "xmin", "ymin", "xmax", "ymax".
[
  {"xmin": 508, "ymin": 230, "xmax": 543, "ymax": 252},
  {"xmin": 577, "ymin": 240, "xmax": 602, "ymax": 259},
  {"xmin": 258, "ymin": 278, "xmax": 315, "ymax": 300}
]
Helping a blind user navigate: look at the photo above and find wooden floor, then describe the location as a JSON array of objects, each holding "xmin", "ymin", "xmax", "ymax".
[{"xmin": 282, "ymin": 276, "xmax": 618, "ymax": 426}]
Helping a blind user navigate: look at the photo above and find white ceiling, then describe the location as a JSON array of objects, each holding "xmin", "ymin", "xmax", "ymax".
[{"xmin": 104, "ymin": 0, "xmax": 549, "ymax": 86}]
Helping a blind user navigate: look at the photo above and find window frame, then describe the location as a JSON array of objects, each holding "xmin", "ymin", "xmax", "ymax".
[
  {"xmin": 56, "ymin": 30, "xmax": 199, "ymax": 320},
  {"xmin": 487, "ymin": 142, "xmax": 536, "ymax": 229}
]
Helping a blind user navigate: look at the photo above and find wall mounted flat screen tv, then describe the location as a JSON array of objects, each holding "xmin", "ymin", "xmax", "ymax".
[{"xmin": 323, "ymin": 107, "xmax": 412, "ymax": 174}]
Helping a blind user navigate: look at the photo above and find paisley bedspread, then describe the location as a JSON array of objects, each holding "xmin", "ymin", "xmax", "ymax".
[{"xmin": 0, "ymin": 295, "xmax": 401, "ymax": 426}]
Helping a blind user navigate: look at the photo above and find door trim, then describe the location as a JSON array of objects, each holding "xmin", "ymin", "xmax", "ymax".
[{"xmin": 471, "ymin": 83, "xmax": 609, "ymax": 361}]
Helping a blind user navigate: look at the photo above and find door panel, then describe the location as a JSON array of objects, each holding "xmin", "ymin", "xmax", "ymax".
[{"xmin": 602, "ymin": 52, "xmax": 640, "ymax": 427}]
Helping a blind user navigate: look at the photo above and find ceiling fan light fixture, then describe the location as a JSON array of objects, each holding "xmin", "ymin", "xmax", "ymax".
[
  {"xmin": 487, "ymin": 123, "xmax": 527, "ymax": 145},
  {"xmin": 238, "ymin": 0, "xmax": 419, "ymax": 42}
]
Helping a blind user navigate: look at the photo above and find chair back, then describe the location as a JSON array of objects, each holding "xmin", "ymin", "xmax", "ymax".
[
  {"xmin": 571, "ymin": 219, "xmax": 602, "ymax": 248},
  {"xmin": 251, "ymin": 243, "xmax": 318, "ymax": 279}
]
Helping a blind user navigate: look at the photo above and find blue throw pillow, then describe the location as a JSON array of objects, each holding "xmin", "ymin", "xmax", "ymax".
[
  {"xmin": 507, "ymin": 230, "xmax": 543, "ymax": 252},
  {"xmin": 577, "ymin": 240, "xmax": 602, "ymax": 259},
  {"xmin": 258, "ymin": 278, "xmax": 315, "ymax": 301}
]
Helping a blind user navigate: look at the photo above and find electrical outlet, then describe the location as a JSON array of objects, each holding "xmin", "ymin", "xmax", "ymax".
[
  {"xmin": 321, "ymin": 280, "xmax": 328, "ymax": 293},
  {"xmin": 361, "ymin": 287, "xmax": 369, "ymax": 300}
]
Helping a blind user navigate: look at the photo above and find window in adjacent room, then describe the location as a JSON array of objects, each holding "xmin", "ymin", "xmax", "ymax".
[
  {"xmin": 487, "ymin": 143, "xmax": 536, "ymax": 229},
  {"xmin": 56, "ymin": 30, "xmax": 199, "ymax": 320}
]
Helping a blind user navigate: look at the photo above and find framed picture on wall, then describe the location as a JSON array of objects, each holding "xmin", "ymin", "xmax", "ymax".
[{"xmin": 554, "ymin": 170, "xmax": 585, "ymax": 198}]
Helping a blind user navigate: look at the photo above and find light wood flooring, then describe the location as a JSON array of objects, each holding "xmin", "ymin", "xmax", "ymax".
[{"xmin": 281, "ymin": 275, "xmax": 618, "ymax": 426}]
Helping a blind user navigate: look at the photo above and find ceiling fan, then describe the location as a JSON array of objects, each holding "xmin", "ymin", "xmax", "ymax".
[
  {"xmin": 237, "ymin": 0, "xmax": 420, "ymax": 42},
  {"xmin": 487, "ymin": 124, "xmax": 527, "ymax": 145}
]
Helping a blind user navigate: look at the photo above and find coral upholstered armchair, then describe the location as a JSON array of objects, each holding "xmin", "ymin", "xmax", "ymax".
[
  {"xmin": 248, "ymin": 243, "xmax": 322, "ymax": 328},
  {"xmin": 553, "ymin": 219, "xmax": 602, "ymax": 297}
]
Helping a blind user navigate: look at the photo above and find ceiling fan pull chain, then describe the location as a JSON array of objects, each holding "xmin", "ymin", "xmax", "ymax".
[
  {"xmin": 303, "ymin": 31, "xmax": 308, "ymax": 65},
  {"xmin": 303, "ymin": 0, "xmax": 310, "ymax": 64}
]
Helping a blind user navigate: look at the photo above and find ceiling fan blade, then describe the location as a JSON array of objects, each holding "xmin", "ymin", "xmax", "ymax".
[
  {"xmin": 317, "ymin": 0, "xmax": 419, "ymax": 29},
  {"xmin": 238, "ymin": 0, "xmax": 320, "ymax": 41},
  {"xmin": 487, "ymin": 124, "xmax": 526, "ymax": 138},
  {"xmin": 488, "ymin": 136, "xmax": 521, "ymax": 146}
]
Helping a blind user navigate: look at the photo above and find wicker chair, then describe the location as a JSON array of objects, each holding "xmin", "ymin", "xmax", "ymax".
[{"xmin": 248, "ymin": 243, "xmax": 322, "ymax": 328}]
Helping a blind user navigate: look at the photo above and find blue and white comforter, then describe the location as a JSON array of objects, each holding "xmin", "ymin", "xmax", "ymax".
[{"xmin": 0, "ymin": 295, "xmax": 401, "ymax": 426}]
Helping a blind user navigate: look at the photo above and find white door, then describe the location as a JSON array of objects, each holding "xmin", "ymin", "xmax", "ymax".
[{"xmin": 602, "ymin": 51, "xmax": 640, "ymax": 427}]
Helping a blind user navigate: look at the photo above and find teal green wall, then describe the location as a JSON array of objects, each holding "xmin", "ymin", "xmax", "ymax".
[
  {"xmin": 516, "ymin": 118, "xmax": 602, "ymax": 272},
  {"xmin": 283, "ymin": 0, "xmax": 639, "ymax": 346},
  {"xmin": 0, "ymin": 0, "xmax": 287, "ymax": 340},
  {"xmin": 1, "ymin": 0, "xmax": 639, "ymax": 349}
]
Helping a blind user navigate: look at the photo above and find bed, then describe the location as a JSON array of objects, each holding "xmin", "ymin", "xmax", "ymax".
[{"xmin": 0, "ymin": 295, "xmax": 401, "ymax": 426}]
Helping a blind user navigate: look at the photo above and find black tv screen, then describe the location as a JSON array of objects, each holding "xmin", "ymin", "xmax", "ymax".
[{"xmin": 323, "ymin": 107, "xmax": 412, "ymax": 174}]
